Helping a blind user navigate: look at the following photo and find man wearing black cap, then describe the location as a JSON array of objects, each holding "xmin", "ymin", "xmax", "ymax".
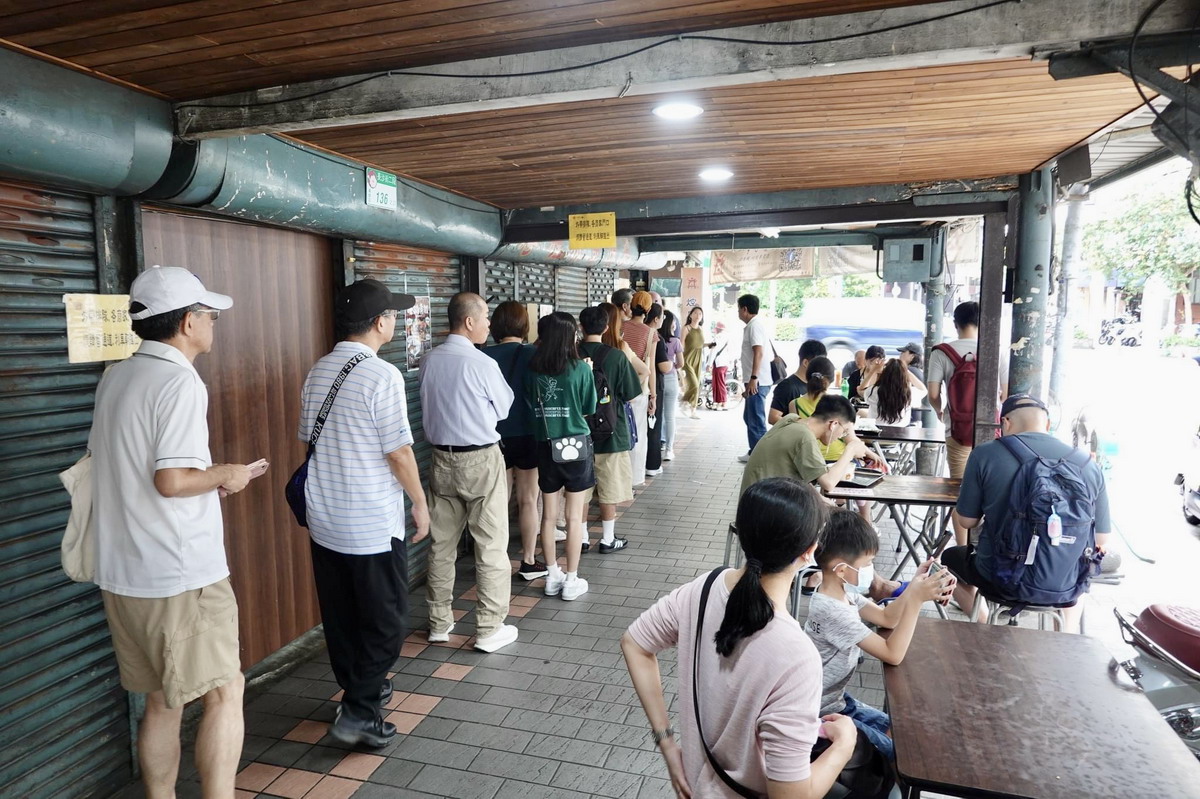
[
  {"xmin": 299, "ymin": 278, "xmax": 429, "ymax": 747},
  {"xmin": 942, "ymin": 394, "xmax": 1110, "ymax": 631}
]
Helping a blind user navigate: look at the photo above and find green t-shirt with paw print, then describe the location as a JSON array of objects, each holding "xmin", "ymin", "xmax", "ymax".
[{"xmin": 524, "ymin": 360, "xmax": 597, "ymax": 441}]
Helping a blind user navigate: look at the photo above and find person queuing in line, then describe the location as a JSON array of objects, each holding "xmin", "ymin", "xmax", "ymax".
[
  {"xmin": 769, "ymin": 339, "xmax": 828, "ymax": 426},
  {"xmin": 482, "ymin": 301, "xmax": 546, "ymax": 581},
  {"xmin": 709, "ymin": 320, "xmax": 733, "ymax": 410},
  {"xmin": 897, "ymin": 342, "xmax": 926, "ymax": 425},
  {"xmin": 300, "ymin": 278, "xmax": 428, "ymax": 748},
  {"xmin": 841, "ymin": 349, "xmax": 866, "ymax": 397},
  {"xmin": 622, "ymin": 478, "xmax": 858, "ymax": 799},
  {"xmin": 943, "ymin": 394, "xmax": 1110, "ymax": 632},
  {"xmin": 421, "ymin": 292, "xmax": 521, "ymax": 654},
  {"xmin": 610, "ymin": 287, "xmax": 634, "ymax": 322},
  {"xmin": 579, "ymin": 305, "xmax": 644, "ymax": 553},
  {"xmin": 859, "ymin": 358, "xmax": 928, "ymax": 427},
  {"xmin": 680, "ymin": 306, "xmax": 706, "ymax": 420},
  {"xmin": 658, "ymin": 309, "xmax": 684, "ymax": 462},
  {"xmin": 524, "ymin": 312, "xmax": 597, "ymax": 601},
  {"xmin": 853, "ymin": 345, "xmax": 887, "ymax": 399},
  {"xmin": 737, "ymin": 293, "xmax": 773, "ymax": 462},
  {"xmin": 600, "ymin": 301, "xmax": 651, "ymax": 386},
  {"xmin": 622, "ymin": 290, "xmax": 658, "ymax": 488},
  {"xmin": 806, "ymin": 511, "xmax": 952, "ymax": 760},
  {"xmin": 89, "ymin": 267, "xmax": 257, "ymax": 796},
  {"xmin": 644, "ymin": 303, "xmax": 668, "ymax": 477}
]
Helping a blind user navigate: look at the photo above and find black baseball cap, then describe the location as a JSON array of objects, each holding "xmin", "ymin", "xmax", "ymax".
[
  {"xmin": 1000, "ymin": 393, "xmax": 1048, "ymax": 417},
  {"xmin": 336, "ymin": 278, "xmax": 416, "ymax": 323}
]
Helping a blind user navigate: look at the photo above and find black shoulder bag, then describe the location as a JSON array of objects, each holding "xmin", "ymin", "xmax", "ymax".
[
  {"xmin": 285, "ymin": 352, "xmax": 370, "ymax": 527},
  {"xmin": 694, "ymin": 568, "xmax": 894, "ymax": 799}
]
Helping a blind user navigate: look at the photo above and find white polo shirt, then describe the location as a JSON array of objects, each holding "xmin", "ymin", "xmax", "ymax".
[
  {"xmin": 299, "ymin": 342, "xmax": 414, "ymax": 555},
  {"xmin": 88, "ymin": 340, "xmax": 227, "ymax": 598}
]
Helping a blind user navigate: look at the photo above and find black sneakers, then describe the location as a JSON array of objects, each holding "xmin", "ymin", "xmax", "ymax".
[
  {"xmin": 379, "ymin": 678, "xmax": 393, "ymax": 705},
  {"xmin": 518, "ymin": 560, "xmax": 549, "ymax": 580},
  {"xmin": 329, "ymin": 713, "xmax": 397, "ymax": 748},
  {"xmin": 598, "ymin": 538, "xmax": 628, "ymax": 554}
]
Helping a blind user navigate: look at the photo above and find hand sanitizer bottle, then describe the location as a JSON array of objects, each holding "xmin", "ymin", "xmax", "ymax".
[{"xmin": 1047, "ymin": 510, "xmax": 1063, "ymax": 547}]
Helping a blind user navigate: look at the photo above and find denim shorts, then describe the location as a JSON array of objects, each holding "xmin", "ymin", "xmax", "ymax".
[{"xmin": 842, "ymin": 693, "xmax": 894, "ymax": 760}]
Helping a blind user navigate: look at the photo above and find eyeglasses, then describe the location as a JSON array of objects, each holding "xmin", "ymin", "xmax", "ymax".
[
  {"xmin": 192, "ymin": 309, "xmax": 221, "ymax": 320},
  {"xmin": 380, "ymin": 310, "xmax": 399, "ymax": 319}
]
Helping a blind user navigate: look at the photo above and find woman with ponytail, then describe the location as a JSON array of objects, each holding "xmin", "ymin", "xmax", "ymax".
[{"xmin": 622, "ymin": 478, "xmax": 857, "ymax": 798}]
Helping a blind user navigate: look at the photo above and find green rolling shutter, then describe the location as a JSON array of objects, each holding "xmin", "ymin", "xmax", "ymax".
[
  {"xmin": 0, "ymin": 180, "xmax": 132, "ymax": 798},
  {"xmin": 554, "ymin": 266, "xmax": 589, "ymax": 319}
]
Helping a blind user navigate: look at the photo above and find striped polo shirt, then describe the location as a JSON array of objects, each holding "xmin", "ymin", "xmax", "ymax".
[{"xmin": 298, "ymin": 342, "xmax": 414, "ymax": 555}]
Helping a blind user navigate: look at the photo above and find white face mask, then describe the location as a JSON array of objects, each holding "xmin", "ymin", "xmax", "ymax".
[{"xmin": 838, "ymin": 563, "xmax": 874, "ymax": 595}]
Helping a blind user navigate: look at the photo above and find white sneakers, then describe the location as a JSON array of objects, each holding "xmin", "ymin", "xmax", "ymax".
[
  {"xmin": 737, "ymin": 453, "xmax": 751, "ymax": 463},
  {"xmin": 561, "ymin": 575, "xmax": 589, "ymax": 601},
  {"xmin": 554, "ymin": 528, "xmax": 567, "ymax": 542},
  {"xmin": 427, "ymin": 623, "xmax": 455, "ymax": 643},
  {"xmin": 663, "ymin": 448, "xmax": 675, "ymax": 461},
  {"xmin": 544, "ymin": 571, "xmax": 589, "ymax": 600},
  {"xmin": 474, "ymin": 623, "xmax": 518, "ymax": 653},
  {"xmin": 646, "ymin": 467, "xmax": 664, "ymax": 476}
]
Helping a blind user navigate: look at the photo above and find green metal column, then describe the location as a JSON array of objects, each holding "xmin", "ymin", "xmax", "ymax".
[
  {"xmin": 1009, "ymin": 168, "xmax": 1054, "ymax": 397},
  {"xmin": 917, "ymin": 228, "xmax": 946, "ymax": 474}
]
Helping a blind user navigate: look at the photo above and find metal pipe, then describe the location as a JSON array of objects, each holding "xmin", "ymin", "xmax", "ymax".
[
  {"xmin": 917, "ymin": 228, "xmax": 947, "ymax": 474},
  {"xmin": 1009, "ymin": 168, "xmax": 1055, "ymax": 396}
]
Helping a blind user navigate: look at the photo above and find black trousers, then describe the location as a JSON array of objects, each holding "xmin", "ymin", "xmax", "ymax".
[
  {"xmin": 647, "ymin": 374, "xmax": 664, "ymax": 471},
  {"xmin": 310, "ymin": 538, "xmax": 408, "ymax": 722}
]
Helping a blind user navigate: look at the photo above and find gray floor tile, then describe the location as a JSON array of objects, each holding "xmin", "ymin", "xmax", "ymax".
[{"xmin": 406, "ymin": 764, "xmax": 505, "ymax": 799}]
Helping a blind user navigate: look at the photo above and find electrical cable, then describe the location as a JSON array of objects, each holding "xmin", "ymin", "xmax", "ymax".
[
  {"xmin": 269, "ymin": 135, "xmax": 504, "ymax": 217},
  {"xmin": 1127, "ymin": 0, "xmax": 1189, "ymax": 155},
  {"xmin": 177, "ymin": 0, "xmax": 1019, "ymax": 112}
]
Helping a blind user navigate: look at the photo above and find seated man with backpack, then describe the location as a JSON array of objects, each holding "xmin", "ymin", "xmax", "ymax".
[
  {"xmin": 579, "ymin": 306, "xmax": 644, "ymax": 552},
  {"xmin": 943, "ymin": 394, "xmax": 1111, "ymax": 632}
]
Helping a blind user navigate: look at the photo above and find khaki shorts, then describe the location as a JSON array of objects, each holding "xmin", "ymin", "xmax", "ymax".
[
  {"xmin": 589, "ymin": 451, "xmax": 634, "ymax": 506},
  {"xmin": 102, "ymin": 577, "xmax": 241, "ymax": 708},
  {"xmin": 946, "ymin": 435, "xmax": 972, "ymax": 480}
]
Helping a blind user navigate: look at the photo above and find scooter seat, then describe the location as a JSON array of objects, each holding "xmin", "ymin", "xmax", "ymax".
[{"xmin": 1134, "ymin": 605, "xmax": 1200, "ymax": 673}]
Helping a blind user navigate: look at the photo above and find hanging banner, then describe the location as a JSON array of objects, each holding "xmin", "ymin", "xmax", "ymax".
[
  {"xmin": 709, "ymin": 248, "xmax": 816, "ymax": 283},
  {"xmin": 567, "ymin": 212, "xmax": 617, "ymax": 249},
  {"xmin": 404, "ymin": 296, "xmax": 432, "ymax": 369},
  {"xmin": 63, "ymin": 294, "xmax": 140, "ymax": 363}
]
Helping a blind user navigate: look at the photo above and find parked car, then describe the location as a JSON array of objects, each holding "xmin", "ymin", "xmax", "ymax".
[{"xmin": 796, "ymin": 297, "xmax": 929, "ymax": 366}]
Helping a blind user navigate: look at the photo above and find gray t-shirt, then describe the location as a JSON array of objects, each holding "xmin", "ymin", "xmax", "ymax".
[
  {"xmin": 957, "ymin": 432, "xmax": 1111, "ymax": 582},
  {"xmin": 925, "ymin": 338, "xmax": 976, "ymax": 418},
  {"xmin": 804, "ymin": 591, "xmax": 871, "ymax": 715}
]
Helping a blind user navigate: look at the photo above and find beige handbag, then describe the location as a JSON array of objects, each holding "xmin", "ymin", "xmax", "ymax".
[{"xmin": 59, "ymin": 453, "xmax": 96, "ymax": 582}]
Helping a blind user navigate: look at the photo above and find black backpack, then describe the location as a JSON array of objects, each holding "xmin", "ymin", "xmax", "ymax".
[
  {"xmin": 989, "ymin": 436, "xmax": 1103, "ymax": 606},
  {"xmin": 582, "ymin": 343, "xmax": 619, "ymax": 444}
]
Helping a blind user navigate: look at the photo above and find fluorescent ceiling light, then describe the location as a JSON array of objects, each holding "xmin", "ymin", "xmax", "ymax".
[
  {"xmin": 653, "ymin": 102, "xmax": 704, "ymax": 120},
  {"xmin": 699, "ymin": 167, "xmax": 734, "ymax": 182}
]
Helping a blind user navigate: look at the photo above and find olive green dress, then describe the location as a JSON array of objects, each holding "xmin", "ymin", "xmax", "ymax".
[{"xmin": 682, "ymin": 327, "xmax": 705, "ymax": 405}]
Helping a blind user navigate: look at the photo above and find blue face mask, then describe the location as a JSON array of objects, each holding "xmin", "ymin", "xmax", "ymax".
[{"xmin": 838, "ymin": 563, "xmax": 874, "ymax": 596}]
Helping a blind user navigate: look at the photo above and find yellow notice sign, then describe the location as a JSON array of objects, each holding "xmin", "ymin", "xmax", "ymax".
[
  {"xmin": 568, "ymin": 212, "xmax": 617, "ymax": 249},
  {"xmin": 64, "ymin": 294, "xmax": 141, "ymax": 363}
]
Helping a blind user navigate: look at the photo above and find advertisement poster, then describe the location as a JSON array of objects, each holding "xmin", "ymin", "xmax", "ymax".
[
  {"xmin": 63, "ymin": 293, "xmax": 140, "ymax": 363},
  {"xmin": 405, "ymin": 296, "xmax": 431, "ymax": 369}
]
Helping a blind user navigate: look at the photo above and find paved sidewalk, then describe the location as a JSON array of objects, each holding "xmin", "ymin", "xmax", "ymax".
[{"xmin": 115, "ymin": 408, "xmax": 933, "ymax": 799}]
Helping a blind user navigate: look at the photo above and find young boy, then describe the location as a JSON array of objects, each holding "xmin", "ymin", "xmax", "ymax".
[{"xmin": 804, "ymin": 511, "xmax": 953, "ymax": 758}]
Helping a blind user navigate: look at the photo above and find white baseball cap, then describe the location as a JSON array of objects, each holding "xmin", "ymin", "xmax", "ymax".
[{"xmin": 129, "ymin": 266, "xmax": 233, "ymax": 320}]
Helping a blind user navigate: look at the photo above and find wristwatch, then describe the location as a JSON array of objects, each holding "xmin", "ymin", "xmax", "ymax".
[{"xmin": 651, "ymin": 725, "xmax": 676, "ymax": 745}]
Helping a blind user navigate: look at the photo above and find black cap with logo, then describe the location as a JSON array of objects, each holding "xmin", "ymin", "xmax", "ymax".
[
  {"xmin": 1000, "ymin": 393, "xmax": 1048, "ymax": 417},
  {"xmin": 336, "ymin": 278, "xmax": 416, "ymax": 324}
]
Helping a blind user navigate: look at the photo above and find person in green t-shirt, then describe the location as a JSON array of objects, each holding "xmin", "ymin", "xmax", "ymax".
[
  {"xmin": 578, "ymin": 305, "xmax": 643, "ymax": 554},
  {"xmin": 524, "ymin": 312, "xmax": 596, "ymax": 601},
  {"xmin": 740, "ymin": 395, "xmax": 883, "ymax": 496}
]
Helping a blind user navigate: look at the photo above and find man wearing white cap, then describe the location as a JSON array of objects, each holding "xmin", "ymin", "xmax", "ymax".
[{"xmin": 89, "ymin": 266, "xmax": 268, "ymax": 798}]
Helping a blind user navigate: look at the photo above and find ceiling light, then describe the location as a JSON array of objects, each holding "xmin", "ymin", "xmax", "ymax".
[
  {"xmin": 653, "ymin": 102, "xmax": 704, "ymax": 120},
  {"xmin": 699, "ymin": 167, "xmax": 733, "ymax": 182}
]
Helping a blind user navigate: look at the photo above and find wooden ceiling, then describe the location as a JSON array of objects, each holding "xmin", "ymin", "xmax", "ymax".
[
  {"xmin": 0, "ymin": 0, "xmax": 949, "ymax": 99},
  {"xmin": 295, "ymin": 59, "xmax": 1151, "ymax": 208}
]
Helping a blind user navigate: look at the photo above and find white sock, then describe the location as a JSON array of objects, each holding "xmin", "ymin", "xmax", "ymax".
[
  {"xmin": 565, "ymin": 570, "xmax": 578, "ymax": 582},
  {"xmin": 601, "ymin": 520, "xmax": 616, "ymax": 544},
  {"xmin": 548, "ymin": 563, "xmax": 564, "ymax": 579}
]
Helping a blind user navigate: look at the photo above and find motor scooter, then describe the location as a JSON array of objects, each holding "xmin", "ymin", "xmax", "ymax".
[
  {"xmin": 1112, "ymin": 605, "xmax": 1200, "ymax": 761},
  {"xmin": 1175, "ymin": 428, "xmax": 1200, "ymax": 526}
]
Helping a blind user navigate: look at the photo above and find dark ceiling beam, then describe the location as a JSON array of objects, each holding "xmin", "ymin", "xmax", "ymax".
[
  {"xmin": 637, "ymin": 226, "xmax": 932, "ymax": 252},
  {"xmin": 175, "ymin": 0, "xmax": 1193, "ymax": 139},
  {"xmin": 501, "ymin": 178, "xmax": 1018, "ymax": 242}
]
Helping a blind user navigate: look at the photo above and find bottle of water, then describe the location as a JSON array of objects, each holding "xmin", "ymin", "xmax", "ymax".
[{"xmin": 1047, "ymin": 510, "xmax": 1062, "ymax": 546}]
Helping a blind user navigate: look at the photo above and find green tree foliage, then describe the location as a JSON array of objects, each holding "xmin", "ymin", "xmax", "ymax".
[
  {"xmin": 1084, "ymin": 187, "xmax": 1200, "ymax": 294},
  {"xmin": 732, "ymin": 273, "xmax": 881, "ymax": 317}
]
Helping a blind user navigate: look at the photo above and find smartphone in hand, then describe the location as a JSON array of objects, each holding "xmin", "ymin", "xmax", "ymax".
[{"xmin": 247, "ymin": 459, "xmax": 270, "ymax": 480}]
